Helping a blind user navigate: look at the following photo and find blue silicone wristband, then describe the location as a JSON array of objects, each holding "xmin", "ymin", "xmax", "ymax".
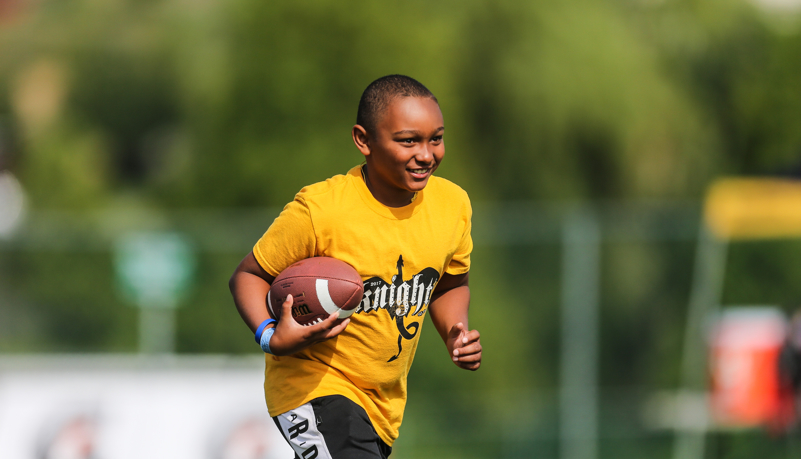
[
  {"xmin": 260, "ymin": 326, "xmax": 276, "ymax": 354},
  {"xmin": 255, "ymin": 318, "xmax": 277, "ymax": 343}
]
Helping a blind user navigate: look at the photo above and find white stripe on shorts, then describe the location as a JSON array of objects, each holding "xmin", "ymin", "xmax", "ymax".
[{"xmin": 275, "ymin": 402, "xmax": 333, "ymax": 459}]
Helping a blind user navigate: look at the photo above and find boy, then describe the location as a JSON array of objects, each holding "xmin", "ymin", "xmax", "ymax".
[{"xmin": 229, "ymin": 75, "xmax": 481, "ymax": 459}]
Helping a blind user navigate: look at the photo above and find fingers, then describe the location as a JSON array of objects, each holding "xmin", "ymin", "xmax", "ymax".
[
  {"xmin": 460, "ymin": 329, "xmax": 480, "ymax": 345},
  {"xmin": 304, "ymin": 312, "xmax": 350, "ymax": 340},
  {"xmin": 321, "ymin": 317, "xmax": 350, "ymax": 339},
  {"xmin": 452, "ymin": 328, "xmax": 481, "ymax": 371},
  {"xmin": 456, "ymin": 360, "xmax": 481, "ymax": 371},
  {"xmin": 448, "ymin": 322, "xmax": 466, "ymax": 341},
  {"xmin": 453, "ymin": 342, "xmax": 481, "ymax": 371},
  {"xmin": 453, "ymin": 340, "xmax": 481, "ymax": 358},
  {"xmin": 270, "ymin": 310, "xmax": 349, "ymax": 356},
  {"xmin": 452, "ymin": 328, "xmax": 480, "ymax": 350},
  {"xmin": 306, "ymin": 312, "xmax": 341, "ymax": 332},
  {"xmin": 280, "ymin": 294, "xmax": 296, "ymax": 323}
]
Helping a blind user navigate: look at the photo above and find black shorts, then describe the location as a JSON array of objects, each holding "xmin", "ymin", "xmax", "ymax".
[{"xmin": 273, "ymin": 395, "xmax": 393, "ymax": 459}]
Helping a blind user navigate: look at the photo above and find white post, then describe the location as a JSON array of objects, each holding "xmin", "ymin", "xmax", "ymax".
[
  {"xmin": 114, "ymin": 231, "xmax": 195, "ymax": 355},
  {"xmin": 673, "ymin": 226, "xmax": 727, "ymax": 459},
  {"xmin": 139, "ymin": 307, "xmax": 176, "ymax": 354},
  {"xmin": 560, "ymin": 208, "xmax": 600, "ymax": 459}
]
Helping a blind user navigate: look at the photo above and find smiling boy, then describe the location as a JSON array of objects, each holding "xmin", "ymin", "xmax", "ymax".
[{"xmin": 229, "ymin": 75, "xmax": 481, "ymax": 459}]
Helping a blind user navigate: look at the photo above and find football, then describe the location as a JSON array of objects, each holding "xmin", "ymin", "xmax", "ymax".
[{"xmin": 268, "ymin": 257, "xmax": 363, "ymax": 326}]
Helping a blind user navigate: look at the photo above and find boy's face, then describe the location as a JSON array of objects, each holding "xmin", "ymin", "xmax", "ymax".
[{"xmin": 354, "ymin": 96, "xmax": 444, "ymax": 207}]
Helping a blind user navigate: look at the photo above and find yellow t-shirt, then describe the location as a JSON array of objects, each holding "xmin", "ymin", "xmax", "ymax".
[{"xmin": 252, "ymin": 165, "xmax": 472, "ymax": 446}]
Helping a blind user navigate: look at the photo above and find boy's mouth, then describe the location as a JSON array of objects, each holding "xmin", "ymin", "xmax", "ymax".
[{"xmin": 408, "ymin": 167, "xmax": 432, "ymax": 178}]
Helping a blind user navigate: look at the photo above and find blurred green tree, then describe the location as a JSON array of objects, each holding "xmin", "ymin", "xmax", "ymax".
[{"xmin": 3, "ymin": 0, "xmax": 801, "ymax": 456}]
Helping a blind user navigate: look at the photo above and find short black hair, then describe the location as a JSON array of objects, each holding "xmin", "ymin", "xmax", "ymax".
[{"xmin": 356, "ymin": 75, "xmax": 438, "ymax": 134}]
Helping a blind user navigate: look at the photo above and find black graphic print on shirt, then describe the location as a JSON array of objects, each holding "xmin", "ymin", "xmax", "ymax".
[{"xmin": 357, "ymin": 255, "xmax": 440, "ymax": 362}]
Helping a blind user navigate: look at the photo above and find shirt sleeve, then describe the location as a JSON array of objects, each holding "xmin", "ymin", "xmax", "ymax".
[
  {"xmin": 253, "ymin": 196, "xmax": 317, "ymax": 277},
  {"xmin": 445, "ymin": 191, "xmax": 472, "ymax": 275}
]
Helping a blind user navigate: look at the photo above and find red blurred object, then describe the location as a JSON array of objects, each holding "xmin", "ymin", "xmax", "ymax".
[
  {"xmin": 708, "ymin": 307, "xmax": 790, "ymax": 429},
  {"xmin": 0, "ymin": 0, "xmax": 28, "ymax": 25}
]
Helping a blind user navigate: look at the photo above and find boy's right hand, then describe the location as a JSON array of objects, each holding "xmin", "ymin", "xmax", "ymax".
[{"xmin": 268, "ymin": 294, "xmax": 351, "ymax": 356}]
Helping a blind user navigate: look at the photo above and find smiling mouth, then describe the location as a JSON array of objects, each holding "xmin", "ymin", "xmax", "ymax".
[{"xmin": 409, "ymin": 168, "xmax": 431, "ymax": 175}]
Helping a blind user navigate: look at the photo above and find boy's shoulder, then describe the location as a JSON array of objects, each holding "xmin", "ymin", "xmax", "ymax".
[
  {"xmin": 426, "ymin": 175, "xmax": 471, "ymax": 205},
  {"xmin": 295, "ymin": 167, "xmax": 360, "ymax": 201}
]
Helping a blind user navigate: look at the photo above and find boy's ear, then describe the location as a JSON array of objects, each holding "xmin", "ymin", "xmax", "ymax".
[{"xmin": 352, "ymin": 125, "xmax": 371, "ymax": 158}]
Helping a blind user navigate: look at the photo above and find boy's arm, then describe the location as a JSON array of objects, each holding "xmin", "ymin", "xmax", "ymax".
[
  {"xmin": 229, "ymin": 251, "xmax": 276, "ymax": 332},
  {"xmin": 427, "ymin": 272, "xmax": 482, "ymax": 371},
  {"xmin": 229, "ymin": 252, "xmax": 349, "ymax": 356}
]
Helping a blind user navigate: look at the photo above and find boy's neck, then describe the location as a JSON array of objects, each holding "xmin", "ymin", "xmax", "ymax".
[{"xmin": 361, "ymin": 165, "xmax": 418, "ymax": 208}]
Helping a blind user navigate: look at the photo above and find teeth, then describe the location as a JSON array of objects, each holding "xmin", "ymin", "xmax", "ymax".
[
  {"xmin": 303, "ymin": 317, "xmax": 325, "ymax": 326},
  {"xmin": 410, "ymin": 169, "xmax": 428, "ymax": 174}
]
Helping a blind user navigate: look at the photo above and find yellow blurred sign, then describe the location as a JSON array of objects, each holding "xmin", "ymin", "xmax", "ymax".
[{"xmin": 705, "ymin": 178, "xmax": 801, "ymax": 240}]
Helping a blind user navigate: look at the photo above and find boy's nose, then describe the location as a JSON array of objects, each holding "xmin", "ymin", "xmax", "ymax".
[{"xmin": 416, "ymin": 145, "xmax": 434, "ymax": 164}]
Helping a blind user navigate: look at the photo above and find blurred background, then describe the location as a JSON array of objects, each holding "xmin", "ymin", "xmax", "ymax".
[{"xmin": 2, "ymin": 0, "xmax": 801, "ymax": 458}]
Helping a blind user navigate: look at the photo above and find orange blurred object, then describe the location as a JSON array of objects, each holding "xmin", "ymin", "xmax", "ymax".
[{"xmin": 708, "ymin": 308, "xmax": 789, "ymax": 428}]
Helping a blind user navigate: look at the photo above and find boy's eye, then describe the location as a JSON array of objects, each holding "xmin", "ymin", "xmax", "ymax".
[
  {"xmin": 399, "ymin": 138, "xmax": 415, "ymax": 144},
  {"xmin": 432, "ymin": 136, "xmax": 443, "ymax": 143}
]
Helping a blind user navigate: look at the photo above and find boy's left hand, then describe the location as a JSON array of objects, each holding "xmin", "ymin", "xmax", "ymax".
[{"xmin": 447, "ymin": 322, "xmax": 481, "ymax": 371}]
